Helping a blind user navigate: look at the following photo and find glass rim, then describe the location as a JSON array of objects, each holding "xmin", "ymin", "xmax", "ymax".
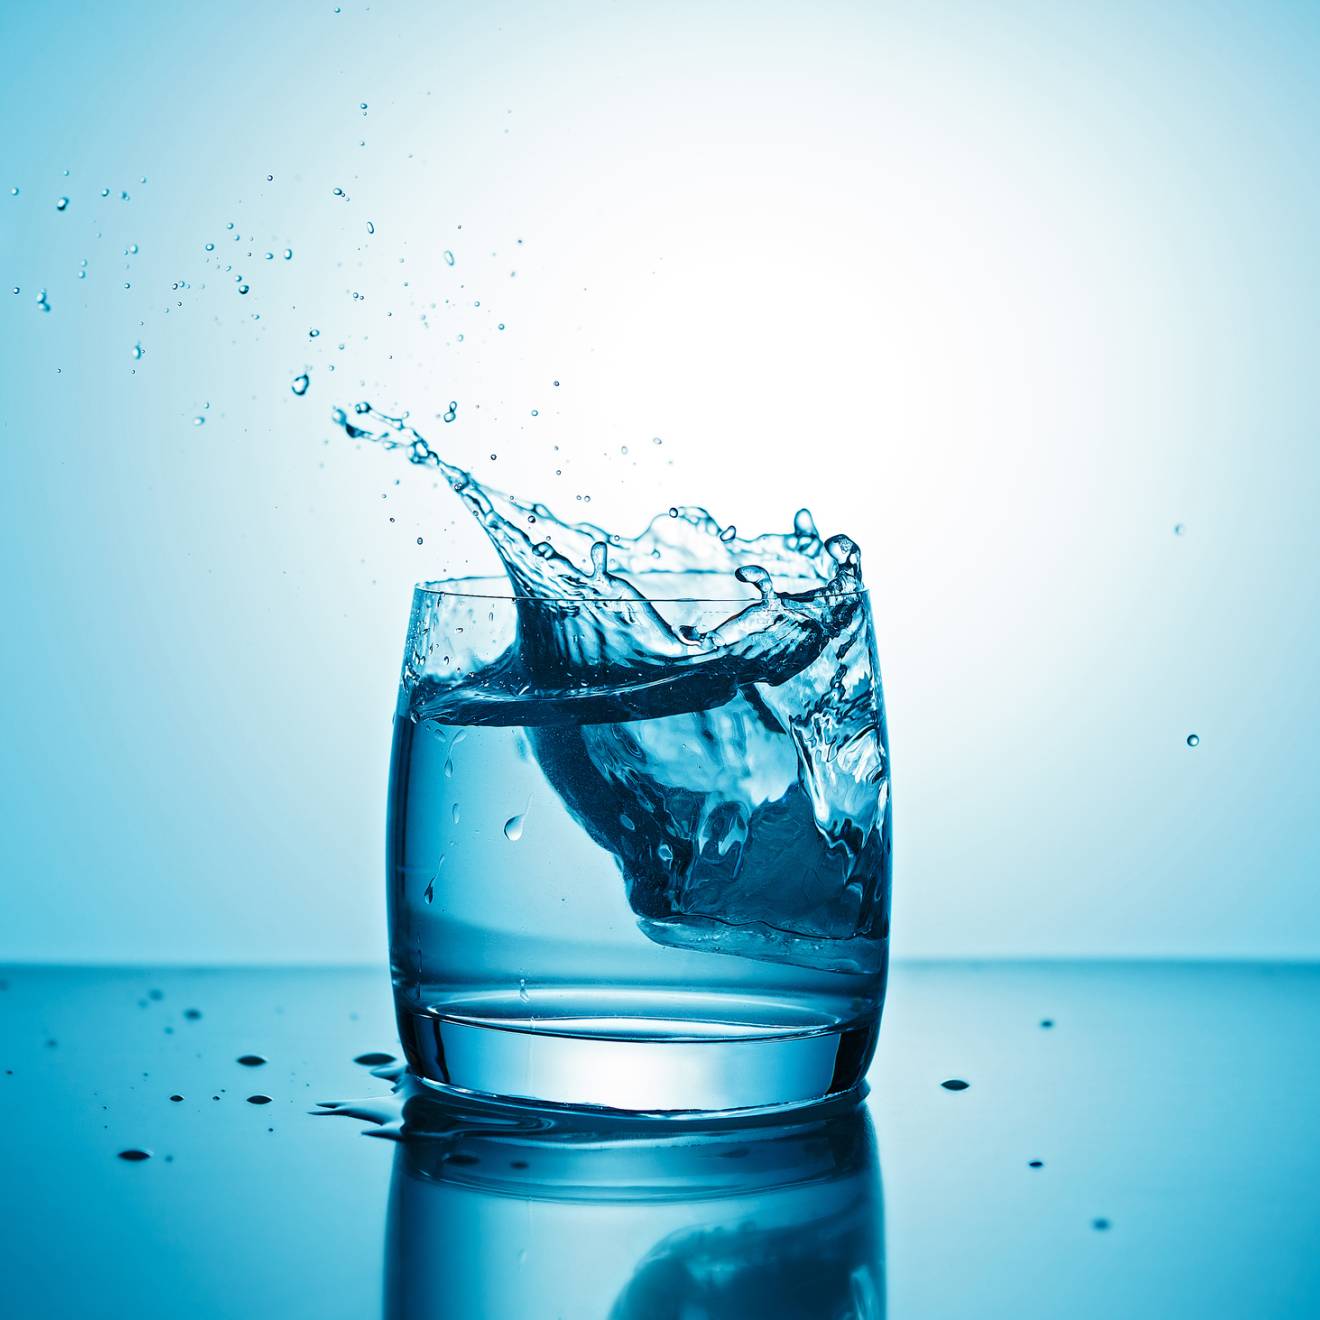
[{"xmin": 413, "ymin": 573, "xmax": 869, "ymax": 604}]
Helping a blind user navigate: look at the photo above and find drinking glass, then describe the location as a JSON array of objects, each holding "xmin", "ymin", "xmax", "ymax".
[{"xmin": 387, "ymin": 574, "xmax": 891, "ymax": 1114}]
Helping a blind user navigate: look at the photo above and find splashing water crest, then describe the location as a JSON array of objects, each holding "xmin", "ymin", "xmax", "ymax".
[{"xmin": 331, "ymin": 401, "xmax": 889, "ymax": 973}]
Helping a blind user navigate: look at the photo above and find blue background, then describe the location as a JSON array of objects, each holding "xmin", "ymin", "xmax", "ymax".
[{"xmin": 3, "ymin": 0, "xmax": 1318, "ymax": 963}]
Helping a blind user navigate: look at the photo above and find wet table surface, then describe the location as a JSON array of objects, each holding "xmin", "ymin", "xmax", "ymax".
[{"xmin": 2, "ymin": 962, "xmax": 1318, "ymax": 1319}]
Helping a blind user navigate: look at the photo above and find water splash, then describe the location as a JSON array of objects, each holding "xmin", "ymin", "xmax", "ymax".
[{"xmin": 339, "ymin": 402, "xmax": 888, "ymax": 973}]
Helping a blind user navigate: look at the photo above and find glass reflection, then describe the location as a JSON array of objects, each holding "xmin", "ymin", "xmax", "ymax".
[{"xmin": 383, "ymin": 1089, "xmax": 885, "ymax": 1319}]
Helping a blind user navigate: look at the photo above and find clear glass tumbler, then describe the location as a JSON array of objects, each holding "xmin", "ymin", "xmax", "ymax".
[{"xmin": 387, "ymin": 574, "xmax": 892, "ymax": 1114}]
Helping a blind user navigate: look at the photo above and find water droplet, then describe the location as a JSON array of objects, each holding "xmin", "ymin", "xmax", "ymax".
[
  {"xmin": 170, "ymin": 1094, "xmax": 184, "ymax": 1102},
  {"xmin": 443, "ymin": 401, "xmax": 457, "ymax": 423},
  {"xmin": 1092, "ymin": 1218, "xmax": 1111, "ymax": 1231},
  {"xmin": 423, "ymin": 879, "xmax": 435, "ymax": 904},
  {"xmin": 237, "ymin": 283, "xmax": 250, "ymax": 294},
  {"xmin": 246, "ymin": 1094, "xmax": 273, "ymax": 1105},
  {"xmin": 518, "ymin": 978, "xmax": 529, "ymax": 1004},
  {"xmin": 353, "ymin": 1052, "xmax": 395, "ymax": 1066},
  {"xmin": 264, "ymin": 250, "xmax": 274, "ymax": 260},
  {"xmin": 283, "ymin": 248, "xmax": 293, "ymax": 260},
  {"xmin": 497, "ymin": 322, "xmax": 505, "ymax": 331},
  {"xmin": 653, "ymin": 436, "xmax": 663, "ymax": 445},
  {"xmin": 55, "ymin": 196, "xmax": 69, "ymax": 211},
  {"xmin": 530, "ymin": 408, "xmax": 538, "ymax": 416},
  {"xmin": 360, "ymin": 102, "xmax": 368, "ymax": 110},
  {"xmin": 117, "ymin": 1149, "xmax": 151, "ymax": 1161},
  {"xmin": 1040, "ymin": 1018, "xmax": 1054, "ymax": 1029},
  {"xmin": 668, "ymin": 507, "xmax": 679, "ymax": 518},
  {"xmin": 1028, "ymin": 1160, "xmax": 1044, "ymax": 1168},
  {"xmin": 940, "ymin": 1078, "xmax": 970, "ymax": 1091},
  {"xmin": 443, "ymin": 249, "xmax": 455, "ymax": 266},
  {"xmin": 1186, "ymin": 733, "xmax": 1200, "ymax": 747},
  {"xmin": 489, "ymin": 452, "xmax": 497, "ymax": 461},
  {"xmin": 332, "ymin": 186, "xmax": 344, "ymax": 197},
  {"xmin": 100, "ymin": 187, "xmax": 110, "ymax": 197},
  {"xmin": 450, "ymin": 803, "xmax": 460, "ymax": 825},
  {"xmin": 237, "ymin": 1055, "xmax": 266, "ymax": 1067},
  {"xmin": 205, "ymin": 242, "xmax": 215, "ymax": 251},
  {"xmin": 291, "ymin": 373, "xmax": 310, "ymax": 396},
  {"xmin": 36, "ymin": 289, "xmax": 50, "ymax": 313},
  {"xmin": 366, "ymin": 220, "xmax": 375, "ymax": 234},
  {"xmin": 193, "ymin": 416, "xmax": 206, "ymax": 427},
  {"xmin": 416, "ymin": 536, "xmax": 423, "ymax": 545},
  {"xmin": 183, "ymin": 1008, "xmax": 202, "ymax": 1020},
  {"xmin": 503, "ymin": 813, "xmax": 525, "ymax": 841},
  {"xmin": 308, "ymin": 327, "xmax": 320, "ymax": 338},
  {"xmin": 10, "ymin": 186, "xmax": 19, "ymax": 196},
  {"xmin": 1173, "ymin": 523, "xmax": 1185, "ymax": 536},
  {"xmin": 657, "ymin": 843, "xmax": 674, "ymax": 863},
  {"xmin": 131, "ymin": 342, "xmax": 144, "ymax": 360}
]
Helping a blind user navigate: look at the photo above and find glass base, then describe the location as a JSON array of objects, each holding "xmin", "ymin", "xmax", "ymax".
[{"xmin": 395, "ymin": 987, "xmax": 879, "ymax": 1115}]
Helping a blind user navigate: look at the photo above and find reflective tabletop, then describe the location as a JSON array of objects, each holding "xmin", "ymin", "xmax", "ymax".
[{"xmin": 2, "ymin": 962, "xmax": 1317, "ymax": 1318}]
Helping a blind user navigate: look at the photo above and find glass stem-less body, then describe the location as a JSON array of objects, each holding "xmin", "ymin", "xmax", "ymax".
[{"xmin": 388, "ymin": 579, "xmax": 891, "ymax": 1115}]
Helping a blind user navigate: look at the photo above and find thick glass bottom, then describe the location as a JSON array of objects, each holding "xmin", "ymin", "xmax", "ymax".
[{"xmin": 395, "ymin": 986, "xmax": 879, "ymax": 1115}]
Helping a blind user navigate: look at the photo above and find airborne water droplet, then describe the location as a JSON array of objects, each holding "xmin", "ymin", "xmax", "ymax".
[
  {"xmin": 940, "ymin": 1078, "xmax": 970, "ymax": 1091},
  {"xmin": 1186, "ymin": 733, "xmax": 1200, "ymax": 747},
  {"xmin": 443, "ymin": 249, "xmax": 455, "ymax": 266},
  {"xmin": 451, "ymin": 803, "xmax": 460, "ymax": 825},
  {"xmin": 56, "ymin": 196, "xmax": 69, "ymax": 211},
  {"xmin": 503, "ymin": 813, "xmax": 525, "ymax": 841},
  {"xmin": 518, "ymin": 978, "xmax": 529, "ymax": 1004},
  {"xmin": 117, "ymin": 1149, "xmax": 151, "ymax": 1161},
  {"xmin": 291, "ymin": 373, "xmax": 310, "ymax": 396}
]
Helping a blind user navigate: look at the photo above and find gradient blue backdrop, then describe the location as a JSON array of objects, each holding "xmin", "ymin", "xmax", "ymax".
[{"xmin": 3, "ymin": 0, "xmax": 1318, "ymax": 963}]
